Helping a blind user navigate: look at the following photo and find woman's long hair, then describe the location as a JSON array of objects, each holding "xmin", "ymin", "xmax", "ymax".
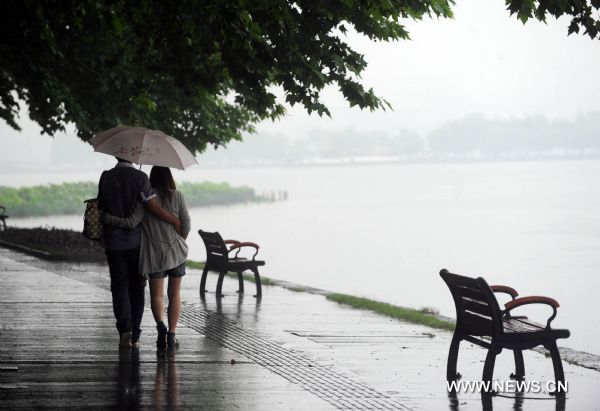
[{"xmin": 149, "ymin": 166, "xmax": 176, "ymax": 200}]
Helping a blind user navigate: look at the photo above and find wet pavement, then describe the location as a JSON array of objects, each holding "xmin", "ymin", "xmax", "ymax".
[{"xmin": 1, "ymin": 248, "xmax": 599, "ymax": 410}]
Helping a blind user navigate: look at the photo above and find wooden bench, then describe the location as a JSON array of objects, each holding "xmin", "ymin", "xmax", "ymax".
[
  {"xmin": 0, "ymin": 205, "xmax": 8, "ymax": 230},
  {"xmin": 440, "ymin": 269, "xmax": 570, "ymax": 394},
  {"xmin": 198, "ymin": 230, "xmax": 265, "ymax": 298}
]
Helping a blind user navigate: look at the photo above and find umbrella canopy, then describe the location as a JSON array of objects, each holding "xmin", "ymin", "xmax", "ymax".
[{"xmin": 90, "ymin": 126, "xmax": 198, "ymax": 170}]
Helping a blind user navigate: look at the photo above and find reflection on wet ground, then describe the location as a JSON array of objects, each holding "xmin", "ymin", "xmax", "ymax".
[
  {"xmin": 153, "ymin": 350, "xmax": 179, "ymax": 411},
  {"xmin": 117, "ymin": 349, "xmax": 142, "ymax": 409},
  {"xmin": 2, "ymin": 248, "xmax": 600, "ymax": 410},
  {"xmin": 447, "ymin": 391, "xmax": 567, "ymax": 411}
]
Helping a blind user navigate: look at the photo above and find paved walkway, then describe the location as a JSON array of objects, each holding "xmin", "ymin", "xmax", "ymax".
[{"xmin": 1, "ymin": 248, "xmax": 599, "ymax": 410}]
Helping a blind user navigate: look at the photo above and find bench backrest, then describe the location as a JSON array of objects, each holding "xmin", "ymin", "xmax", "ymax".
[
  {"xmin": 198, "ymin": 230, "xmax": 229, "ymax": 271},
  {"xmin": 440, "ymin": 269, "xmax": 503, "ymax": 338}
]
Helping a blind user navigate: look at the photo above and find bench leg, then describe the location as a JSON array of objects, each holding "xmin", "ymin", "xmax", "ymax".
[
  {"xmin": 511, "ymin": 349, "xmax": 525, "ymax": 381},
  {"xmin": 200, "ymin": 266, "xmax": 210, "ymax": 299},
  {"xmin": 252, "ymin": 267, "xmax": 262, "ymax": 298},
  {"xmin": 482, "ymin": 346, "xmax": 500, "ymax": 386},
  {"xmin": 216, "ymin": 270, "xmax": 226, "ymax": 298},
  {"xmin": 545, "ymin": 341, "xmax": 566, "ymax": 395},
  {"xmin": 480, "ymin": 391, "xmax": 494, "ymax": 409},
  {"xmin": 237, "ymin": 272, "xmax": 244, "ymax": 293},
  {"xmin": 446, "ymin": 333, "xmax": 462, "ymax": 382}
]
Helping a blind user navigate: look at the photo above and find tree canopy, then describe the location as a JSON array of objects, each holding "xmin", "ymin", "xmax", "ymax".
[{"xmin": 1, "ymin": 1, "xmax": 598, "ymax": 153}]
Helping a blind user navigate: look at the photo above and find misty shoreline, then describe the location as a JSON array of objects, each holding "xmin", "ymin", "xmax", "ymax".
[{"xmin": 3, "ymin": 150, "xmax": 599, "ymax": 174}]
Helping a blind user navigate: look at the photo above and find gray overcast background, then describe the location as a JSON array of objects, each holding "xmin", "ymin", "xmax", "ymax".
[{"xmin": 1, "ymin": 0, "xmax": 600, "ymax": 169}]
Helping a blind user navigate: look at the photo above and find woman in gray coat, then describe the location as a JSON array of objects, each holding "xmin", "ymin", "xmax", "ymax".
[{"xmin": 105, "ymin": 166, "xmax": 191, "ymax": 349}]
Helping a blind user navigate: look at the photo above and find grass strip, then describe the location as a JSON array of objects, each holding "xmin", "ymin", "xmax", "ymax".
[
  {"xmin": 185, "ymin": 259, "xmax": 453, "ymax": 329},
  {"xmin": 284, "ymin": 286, "xmax": 309, "ymax": 293},
  {"xmin": 326, "ymin": 293, "xmax": 455, "ymax": 331},
  {"xmin": 233, "ymin": 273, "xmax": 276, "ymax": 286},
  {"xmin": 185, "ymin": 260, "xmax": 205, "ymax": 270}
]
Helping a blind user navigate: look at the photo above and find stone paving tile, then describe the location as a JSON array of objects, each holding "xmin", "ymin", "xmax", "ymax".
[
  {"xmin": 0, "ymin": 253, "xmax": 335, "ymax": 410},
  {"xmin": 3, "ymin": 248, "xmax": 600, "ymax": 410}
]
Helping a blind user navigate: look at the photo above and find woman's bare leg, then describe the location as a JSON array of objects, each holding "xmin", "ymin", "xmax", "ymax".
[
  {"xmin": 149, "ymin": 277, "xmax": 165, "ymax": 325},
  {"xmin": 167, "ymin": 276, "xmax": 182, "ymax": 332}
]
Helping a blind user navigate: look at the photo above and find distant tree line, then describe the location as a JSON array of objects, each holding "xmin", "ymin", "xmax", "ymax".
[
  {"xmin": 0, "ymin": 181, "xmax": 270, "ymax": 217},
  {"xmin": 428, "ymin": 113, "xmax": 600, "ymax": 155},
  {"xmin": 202, "ymin": 129, "xmax": 425, "ymax": 166},
  {"xmin": 201, "ymin": 112, "xmax": 600, "ymax": 166}
]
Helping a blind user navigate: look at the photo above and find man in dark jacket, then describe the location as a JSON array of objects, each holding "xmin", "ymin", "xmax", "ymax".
[{"xmin": 97, "ymin": 158, "xmax": 180, "ymax": 348}]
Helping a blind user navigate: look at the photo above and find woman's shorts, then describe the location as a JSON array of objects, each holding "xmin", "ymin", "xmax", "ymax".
[{"xmin": 148, "ymin": 263, "xmax": 186, "ymax": 279}]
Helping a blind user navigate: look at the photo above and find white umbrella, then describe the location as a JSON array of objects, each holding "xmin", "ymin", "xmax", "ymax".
[{"xmin": 90, "ymin": 126, "xmax": 198, "ymax": 170}]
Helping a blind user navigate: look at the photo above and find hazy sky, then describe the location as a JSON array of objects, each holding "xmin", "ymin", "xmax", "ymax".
[
  {"xmin": 1, "ymin": 0, "xmax": 600, "ymax": 168},
  {"xmin": 257, "ymin": 0, "xmax": 600, "ymax": 138}
]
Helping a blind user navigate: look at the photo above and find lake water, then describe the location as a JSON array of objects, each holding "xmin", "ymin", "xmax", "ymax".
[{"xmin": 3, "ymin": 160, "xmax": 600, "ymax": 355}]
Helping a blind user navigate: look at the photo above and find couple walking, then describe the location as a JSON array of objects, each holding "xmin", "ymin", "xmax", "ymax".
[{"xmin": 97, "ymin": 157, "xmax": 191, "ymax": 349}]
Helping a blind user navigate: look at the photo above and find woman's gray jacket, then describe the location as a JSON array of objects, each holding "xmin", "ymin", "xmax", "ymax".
[{"xmin": 104, "ymin": 190, "xmax": 191, "ymax": 274}]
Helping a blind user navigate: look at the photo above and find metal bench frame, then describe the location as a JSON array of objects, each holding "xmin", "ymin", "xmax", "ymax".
[
  {"xmin": 440, "ymin": 269, "xmax": 570, "ymax": 395},
  {"xmin": 199, "ymin": 230, "xmax": 265, "ymax": 298}
]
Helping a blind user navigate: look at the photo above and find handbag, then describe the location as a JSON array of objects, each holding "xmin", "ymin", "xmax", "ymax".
[{"xmin": 82, "ymin": 198, "xmax": 103, "ymax": 241}]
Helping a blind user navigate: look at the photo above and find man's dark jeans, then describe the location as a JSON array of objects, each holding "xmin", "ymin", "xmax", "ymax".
[{"xmin": 105, "ymin": 247, "xmax": 145, "ymax": 339}]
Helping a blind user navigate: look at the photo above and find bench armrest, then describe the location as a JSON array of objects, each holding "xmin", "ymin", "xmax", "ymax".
[
  {"xmin": 504, "ymin": 296, "xmax": 560, "ymax": 329},
  {"xmin": 224, "ymin": 240, "xmax": 240, "ymax": 257},
  {"xmin": 229, "ymin": 242, "xmax": 259, "ymax": 249},
  {"xmin": 490, "ymin": 285, "xmax": 518, "ymax": 300},
  {"xmin": 228, "ymin": 242, "xmax": 260, "ymax": 259},
  {"xmin": 505, "ymin": 296, "xmax": 559, "ymax": 310}
]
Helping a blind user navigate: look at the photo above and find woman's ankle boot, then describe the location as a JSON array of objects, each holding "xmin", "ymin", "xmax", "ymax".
[
  {"xmin": 156, "ymin": 321, "xmax": 167, "ymax": 350},
  {"xmin": 167, "ymin": 331, "xmax": 179, "ymax": 349}
]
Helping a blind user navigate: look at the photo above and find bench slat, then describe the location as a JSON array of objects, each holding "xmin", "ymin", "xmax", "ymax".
[
  {"xmin": 461, "ymin": 311, "xmax": 494, "ymax": 336},
  {"xmin": 461, "ymin": 297, "xmax": 493, "ymax": 317},
  {"xmin": 502, "ymin": 321, "xmax": 527, "ymax": 333},
  {"xmin": 512, "ymin": 317, "xmax": 544, "ymax": 329},
  {"xmin": 510, "ymin": 318, "xmax": 544, "ymax": 331},
  {"xmin": 443, "ymin": 272, "xmax": 480, "ymax": 289},
  {"xmin": 503, "ymin": 318, "xmax": 544, "ymax": 333},
  {"xmin": 450, "ymin": 284, "xmax": 487, "ymax": 303}
]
